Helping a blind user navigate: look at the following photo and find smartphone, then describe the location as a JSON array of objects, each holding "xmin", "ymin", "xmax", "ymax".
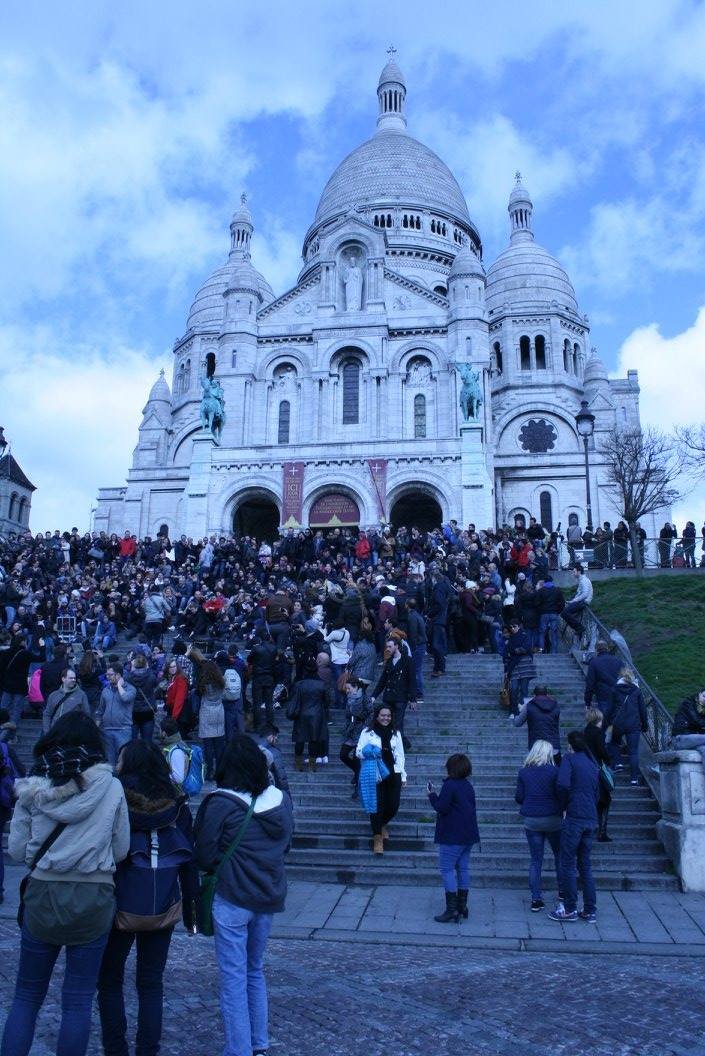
[{"xmin": 426, "ymin": 781, "xmax": 434, "ymax": 793}]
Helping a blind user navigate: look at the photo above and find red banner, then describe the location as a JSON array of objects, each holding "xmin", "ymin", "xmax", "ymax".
[
  {"xmin": 281, "ymin": 461, "xmax": 305, "ymax": 528},
  {"xmin": 367, "ymin": 458, "xmax": 388, "ymax": 519},
  {"xmin": 309, "ymin": 492, "xmax": 360, "ymax": 528}
]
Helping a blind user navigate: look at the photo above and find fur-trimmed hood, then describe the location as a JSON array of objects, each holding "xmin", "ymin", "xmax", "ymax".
[
  {"xmin": 13, "ymin": 763, "xmax": 116, "ymax": 823},
  {"xmin": 123, "ymin": 786, "xmax": 183, "ymax": 832}
]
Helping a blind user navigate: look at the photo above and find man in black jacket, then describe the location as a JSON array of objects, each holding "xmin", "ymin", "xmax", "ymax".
[
  {"xmin": 535, "ymin": 576, "xmax": 565, "ymax": 654},
  {"xmin": 584, "ymin": 641, "xmax": 622, "ymax": 711},
  {"xmin": 248, "ymin": 635, "xmax": 278, "ymax": 733},
  {"xmin": 370, "ymin": 635, "xmax": 416, "ymax": 735},
  {"xmin": 406, "ymin": 599, "xmax": 427, "ymax": 703}
]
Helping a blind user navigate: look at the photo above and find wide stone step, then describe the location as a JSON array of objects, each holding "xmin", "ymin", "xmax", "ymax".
[
  {"xmin": 288, "ymin": 832, "xmax": 666, "ymax": 854},
  {"xmin": 284, "ymin": 847, "xmax": 674, "ymax": 873}
]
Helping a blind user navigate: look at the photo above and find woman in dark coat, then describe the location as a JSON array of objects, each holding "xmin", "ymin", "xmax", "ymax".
[
  {"xmin": 584, "ymin": 707, "xmax": 612, "ymax": 842},
  {"xmin": 428, "ymin": 753, "xmax": 479, "ymax": 923},
  {"xmin": 286, "ymin": 660, "xmax": 328, "ymax": 773},
  {"xmin": 605, "ymin": 668, "xmax": 647, "ymax": 784}
]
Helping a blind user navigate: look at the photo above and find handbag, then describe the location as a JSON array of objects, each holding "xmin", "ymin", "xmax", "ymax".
[
  {"xmin": 599, "ymin": 761, "xmax": 615, "ymax": 794},
  {"xmin": 197, "ymin": 795, "xmax": 257, "ymax": 937},
  {"xmin": 499, "ymin": 677, "xmax": 511, "ymax": 711},
  {"xmin": 17, "ymin": 822, "xmax": 68, "ymax": 927},
  {"xmin": 88, "ymin": 547, "xmax": 103, "ymax": 561}
]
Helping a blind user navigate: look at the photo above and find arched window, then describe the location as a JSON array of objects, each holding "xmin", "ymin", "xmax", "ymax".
[
  {"xmin": 278, "ymin": 400, "xmax": 291, "ymax": 444},
  {"xmin": 231, "ymin": 350, "xmax": 237, "ymax": 368},
  {"xmin": 414, "ymin": 394, "xmax": 427, "ymax": 438},
  {"xmin": 342, "ymin": 359, "xmax": 360, "ymax": 424},
  {"xmin": 8, "ymin": 493, "xmax": 18, "ymax": 521},
  {"xmin": 493, "ymin": 341, "xmax": 503, "ymax": 374},
  {"xmin": 535, "ymin": 334, "xmax": 546, "ymax": 370},
  {"xmin": 539, "ymin": 491, "xmax": 553, "ymax": 532},
  {"xmin": 205, "ymin": 352, "xmax": 216, "ymax": 378},
  {"xmin": 573, "ymin": 343, "xmax": 580, "ymax": 374},
  {"xmin": 433, "ymin": 284, "xmax": 447, "ymax": 296},
  {"xmin": 520, "ymin": 335, "xmax": 531, "ymax": 370},
  {"xmin": 183, "ymin": 358, "xmax": 191, "ymax": 390},
  {"xmin": 563, "ymin": 340, "xmax": 570, "ymax": 372}
]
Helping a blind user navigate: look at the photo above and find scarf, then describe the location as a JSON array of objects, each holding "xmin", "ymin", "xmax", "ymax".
[
  {"xmin": 31, "ymin": 745, "xmax": 105, "ymax": 783},
  {"xmin": 373, "ymin": 721, "xmax": 394, "ymax": 750}
]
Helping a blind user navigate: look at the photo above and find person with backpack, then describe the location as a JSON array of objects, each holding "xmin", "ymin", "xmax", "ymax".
[
  {"xmin": 161, "ymin": 717, "xmax": 205, "ymax": 796},
  {"xmin": 125, "ymin": 652, "xmax": 159, "ymax": 744},
  {"xmin": 509, "ymin": 684, "xmax": 561, "ymax": 762},
  {"xmin": 195, "ymin": 657, "xmax": 226, "ymax": 781},
  {"xmin": 1, "ymin": 712, "xmax": 129, "ymax": 1056},
  {"xmin": 97, "ymin": 740, "xmax": 198, "ymax": 1056},
  {"xmin": 194, "ymin": 735, "xmax": 293, "ymax": 1056},
  {"xmin": 216, "ymin": 649, "xmax": 243, "ymax": 740},
  {"xmin": 42, "ymin": 667, "xmax": 91, "ymax": 733}
]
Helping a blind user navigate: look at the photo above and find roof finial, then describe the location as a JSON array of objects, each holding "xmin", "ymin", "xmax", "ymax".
[
  {"xmin": 515, "ymin": 170, "xmax": 522, "ymax": 183},
  {"xmin": 240, "ymin": 192, "xmax": 247, "ymax": 205},
  {"xmin": 387, "ymin": 44, "xmax": 397, "ymax": 58}
]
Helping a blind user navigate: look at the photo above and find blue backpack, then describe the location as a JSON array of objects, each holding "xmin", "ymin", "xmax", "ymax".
[
  {"xmin": 165, "ymin": 742, "xmax": 205, "ymax": 796},
  {"xmin": 0, "ymin": 742, "xmax": 17, "ymax": 810},
  {"xmin": 114, "ymin": 816, "xmax": 193, "ymax": 931}
]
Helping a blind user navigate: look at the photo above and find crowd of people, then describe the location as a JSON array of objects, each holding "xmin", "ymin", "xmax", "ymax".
[{"xmin": 0, "ymin": 519, "xmax": 699, "ymax": 1056}]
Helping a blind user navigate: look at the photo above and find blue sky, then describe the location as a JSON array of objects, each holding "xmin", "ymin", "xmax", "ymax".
[{"xmin": 1, "ymin": 0, "xmax": 704, "ymax": 529}]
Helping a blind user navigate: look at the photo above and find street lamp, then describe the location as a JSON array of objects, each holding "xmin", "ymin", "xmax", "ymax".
[{"xmin": 575, "ymin": 400, "xmax": 595, "ymax": 532}]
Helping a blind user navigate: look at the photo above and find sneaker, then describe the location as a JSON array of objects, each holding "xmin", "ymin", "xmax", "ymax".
[
  {"xmin": 548, "ymin": 908, "xmax": 578, "ymax": 922},
  {"xmin": 614, "ymin": 763, "xmax": 625, "ymax": 771},
  {"xmin": 630, "ymin": 779, "xmax": 639, "ymax": 786},
  {"xmin": 315, "ymin": 757, "xmax": 323, "ymax": 764},
  {"xmin": 530, "ymin": 899, "xmax": 545, "ymax": 912},
  {"xmin": 578, "ymin": 910, "xmax": 597, "ymax": 923},
  {"xmin": 416, "ymin": 697, "xmax": 424, "ymax": 704},
  {"xmin": 321, "ymin": 755, "xmax": 329, "ymax": 764}
]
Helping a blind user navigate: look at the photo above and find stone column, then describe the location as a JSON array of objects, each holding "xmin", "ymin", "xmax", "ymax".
[
  {"xmin": 460, "ymin": 423, "xmax": 493, "ymax": 530},
  {"xmin": 184, "ymin": 432, "xmax": 215, "ymax": 538},
  {"xmin": 656, "ymin": 747, "xmax": 705, "ymax": 891}
]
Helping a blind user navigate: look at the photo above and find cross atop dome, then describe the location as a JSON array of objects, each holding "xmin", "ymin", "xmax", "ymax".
[{"xmin": 377, "ymin": 51, "xmax": 407, "ymax": 133}]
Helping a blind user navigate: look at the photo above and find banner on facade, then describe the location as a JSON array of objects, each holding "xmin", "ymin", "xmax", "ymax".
[
  {"xmin": 367, "ymin": 458, "xmax": 388, "ymax": 520},
  {"xmin": 281, "ymin": 461, "xmax": 305, "ymax": 528},
  {"xmin": 309, "ymin": 492, "xmax": 360, "ymax": 528}
]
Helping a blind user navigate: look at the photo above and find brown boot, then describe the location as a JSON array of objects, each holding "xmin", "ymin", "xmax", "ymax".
[
  {"xmin": 373, "ymin": 834, "xmax": 384, "ymax": 855},
  {"xmin": 308, "ymin": 757, "xmax": 317, "ymax": 773},
  {"xmin": 294, "ymin": 756, "xmax": 304, "ymax": 772}
]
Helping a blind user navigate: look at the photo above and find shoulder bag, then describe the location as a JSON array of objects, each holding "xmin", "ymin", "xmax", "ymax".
[
  {"xmin": 197, "ymin": 795, "xmax": 257, "ymax": 937},
  {"xmin": 17, "ymin": 822, "xmax": 68, "ymax": 927}
]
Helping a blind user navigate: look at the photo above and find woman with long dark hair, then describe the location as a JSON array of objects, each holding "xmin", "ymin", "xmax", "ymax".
[
  {"xmin": 97, "ymin": 740, "xmax": 198, "ymax": 1056},
  {"xmin": 1, "ymin": 712, "xmax": 129, "ymax": 1056},
  {"xmin": 194, "ymin": 735, "xmax": 293, "ymax": 1056},
  {"xmin": 356, "ymin": 703, "xmax": 407, "ymax": 855}
]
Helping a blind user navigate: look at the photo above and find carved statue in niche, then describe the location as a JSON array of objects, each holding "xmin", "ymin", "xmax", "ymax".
[
  {"xmin": 342, "ymin": 250, "xmax": 363, "ymax": 311},
  {"xmin": 405, "ymin": 356, "xmax": 432, "ymax": 386},
  {"xmin": 274, "ymin": 365, "xmax": 297, "ymax": 391}
]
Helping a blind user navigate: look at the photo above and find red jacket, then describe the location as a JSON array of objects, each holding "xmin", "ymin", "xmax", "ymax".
[
  {"xmin": 119, "ymin": 537, "xmax": 137, "ymax": 558},
  {"xmin": 166, "ymin": 672, "xmax": 189, "ymax": 720},
  {"xmin": 511, "ymin": 542, "xmax": 533, "ymax": 568},
  {"xmin": 355, "ymin": 537, "xmax": 371, "ymax": 560}
]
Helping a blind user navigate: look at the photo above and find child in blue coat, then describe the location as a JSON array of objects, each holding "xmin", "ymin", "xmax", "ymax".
[{"xmin": 428, "ymin": 753, "xmax": 480, "ymax": 923}]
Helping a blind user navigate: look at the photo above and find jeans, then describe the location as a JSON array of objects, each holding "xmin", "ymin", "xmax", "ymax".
[
  {"xmin": 93, "ymin": 634, "xmax": 115, "ymax": 651},
  {"xmin": 331, "ymin": 662, "xmax": 346, "ymax": 708},
  {"xmin": 251, "ymin": 682, "xmax": 273, "ymax": 732},
  {"xmin": 213, "ymin": 895, "xmax": 273, "ymax": 1056},
  {"xmin": 539, "ymin": 614, "xmax": 561, "ymax": 654},
  {"xmin": 223, "ymin": 699, "xmax": 244, "ymax": 741},
  {"xmin": 103, "ymin": 728, "xmax": 132, "ymax": 768},
  {"xmin": 411, "ymin": 644, "xmax": 426, "ymax": 698},
  {"xmin": 3, "ymin": 606, "xmax": 16, "ymax": 629},
  {"xmin": 131, "ymin": 720, "xmax": 154, "ymax": 743},
  {"xmin": 609, "ymin": 728, "xmax": 641, "ymax": 782},
  {"xmin": 563, "ymin": 600, "xmax": 586, "ymax": 635},
  {"xmin": 525, "ymin": 828, "xmax": 561, "ymax": 901},
  {"xmin": 559, "ymin": 817, "xmax": 596, "ymax": 914},
  {"xmin": 438, "ymin": 843, "xmax": 471, "ymax": 892},
  {"xmin": 203, "ymin": 736, "xmax": 225, "ymax": 779},
  {"xmin": 430, "ymin": 624, "xmax": 447, "ymax": 673},
  {"xmin": 97, "ymin": 927, "xmax": 173, "ymax": 1056},
  {"xmin": 0, "ymin": 692, "xmax": 25, "ymax": 729},
  {"xmin": 509, "ymin": 676, "xmax": 530, "ymax": 714},
  {"xmin": 1, "ymin": 924, "xmax": 109, "ymax": 1056}
]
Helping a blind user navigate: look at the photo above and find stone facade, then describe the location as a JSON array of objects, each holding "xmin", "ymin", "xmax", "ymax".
[
  {"xmin": 95, "ymin": 58, "xmax": 654, "ymax": 541},
  {"xmin": 0, "ymin": 440, "xmax": 35, "ymax": 537}
]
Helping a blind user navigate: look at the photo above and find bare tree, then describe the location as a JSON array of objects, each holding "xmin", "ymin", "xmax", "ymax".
[
  {"xmin": 599, "ymin": 427, "xmax": 685, "ymax": 573},
  {"xmin": 676, "ymin": 423, "xmax": 705, "ymax": 479}
]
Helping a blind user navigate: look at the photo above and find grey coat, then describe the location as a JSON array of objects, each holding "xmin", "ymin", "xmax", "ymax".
[
  {"xmin": 347, "ymin": 639, "xmax": 377, "ymax": 685},
  {"xmin": 96, "ymin": 683, "xmax": 136, "ymax": 731},
  {"xmin": 198, "ymin": 687, "xmax": 225, "ymax": 739},
  {"xmin": 42, "ymin": 687, "xmax": 91, "ymax": 733}
]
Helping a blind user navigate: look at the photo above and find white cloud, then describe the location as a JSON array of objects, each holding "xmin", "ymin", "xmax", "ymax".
[
  {"xmin": 616, "ymin": 307, "xmax": 705, "ymax": 528},
  {"xmin": 0, "ymin": 325, "xmax": 159, "ymax": 531}
]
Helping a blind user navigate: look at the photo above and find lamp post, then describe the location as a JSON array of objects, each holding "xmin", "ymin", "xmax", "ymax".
[{"xmin": 575, "ymin": 400, "xmax": 595, "ymax": 532}]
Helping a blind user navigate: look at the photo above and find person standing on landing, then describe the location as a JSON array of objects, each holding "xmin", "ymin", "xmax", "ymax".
[
  {"xmin": 428, "ymin": 753, "xmax": 479, "ymax": 924},
  {"xmin": 356, "ymin": 705, "xmax": 406, "ymax": 854},
  {"xmin": 549, "ymin": 730, "xmax": 599, "ymax": 924}
]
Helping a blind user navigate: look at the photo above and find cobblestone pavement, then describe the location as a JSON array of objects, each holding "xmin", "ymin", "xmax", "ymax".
[{"xmin": 1, "ymin": 920, "xmax": 705, "ymax": 1056}]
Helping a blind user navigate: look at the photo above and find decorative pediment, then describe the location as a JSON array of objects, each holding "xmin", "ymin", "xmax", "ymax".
[
  {"xmin": 384, "ymin": 268, "xmax": 449, "ymax": 310},
  {"xmin": 257, "ymin": 271, "xmax": 321, "ymax": 322}
]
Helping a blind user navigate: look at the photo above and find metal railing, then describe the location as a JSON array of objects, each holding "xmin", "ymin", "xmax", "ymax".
[
  {"xmin": 571, "ymin": 607, "xmax": 674, "ymax": 753},
  {"xmin": 557, "ymin": 535, "xmax": 701, "ymax": 571}
]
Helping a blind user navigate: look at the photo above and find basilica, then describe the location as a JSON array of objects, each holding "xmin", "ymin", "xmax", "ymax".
[{"xmin": 95, "ymin": 57, "xmax": 646, "ymax": 541}]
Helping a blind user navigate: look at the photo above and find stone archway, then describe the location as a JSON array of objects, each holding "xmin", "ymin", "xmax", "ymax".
[
  {"xmin": 390, "ymin": 490, "xmax": 443, "ymax": 531},
  {"xmin": 232, "ymin": 490, "xmax": 280, "ymax": 541}
]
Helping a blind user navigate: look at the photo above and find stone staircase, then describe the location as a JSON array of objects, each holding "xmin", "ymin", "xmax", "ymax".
[{"xmin": 5, "ymin": 651, "xmax": 679, "ymax": 892}]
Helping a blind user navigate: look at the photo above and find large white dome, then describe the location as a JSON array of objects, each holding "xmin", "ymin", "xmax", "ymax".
[{"xmin": 312, "ymin": 131, "xmax": 473, "ymax": 229}]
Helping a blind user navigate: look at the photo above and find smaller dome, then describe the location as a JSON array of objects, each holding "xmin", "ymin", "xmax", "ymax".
[
  {"xmin": 147, "ymin": 370, "xmax": 170, "ymax": 403},
  {"xmin": 230, "ymin": 258, "xmax": 266, "ymax": 294},
  {"xmin": 449, "ymin": 245, "xmax": 485, "ymax": 280},
  {"xmin": 583, "ymin": 352, "xmax": 609, "ymax": 388},
  {"xmin": 486, "ymin": 241, "xmax": 578, "ymax": 315},
  {"xmin": 509, "ymin": 172, "xmax": 531, "ymax": 207},
  {"xmin": 187, "ymin": 261, "xmax": 274, "ymax": 330},
  {"xmin": 378, "ymin": 58, "xmax": 405, "ymax": 86}
]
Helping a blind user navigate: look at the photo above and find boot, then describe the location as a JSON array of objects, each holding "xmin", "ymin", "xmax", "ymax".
[
  {"xmin": 457, "ymin": 889, "xmax": 469, "ymax": 919},
  {"xmin": 434, "ymin": 892, "xmax": 459, "ymax": 923},
  {"xmin": 308, "ymin": 757, "xmax": 317, "ymax": 773},
  {"xmin": 294, "ymin": 756, "xmax": 304, "ymax": 772},
  {"xmin": 373, "ymin": 834, "xmax": 384, "ymax": 855}
]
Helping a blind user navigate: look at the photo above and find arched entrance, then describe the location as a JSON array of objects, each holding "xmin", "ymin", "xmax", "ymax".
[
  {"xmin": 390, "ymin": 491, "xmax": 443, "ymax": 531},
  {"xmin": 233, "ymin": 495, "xmax": 280, "ymax": 540}
]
